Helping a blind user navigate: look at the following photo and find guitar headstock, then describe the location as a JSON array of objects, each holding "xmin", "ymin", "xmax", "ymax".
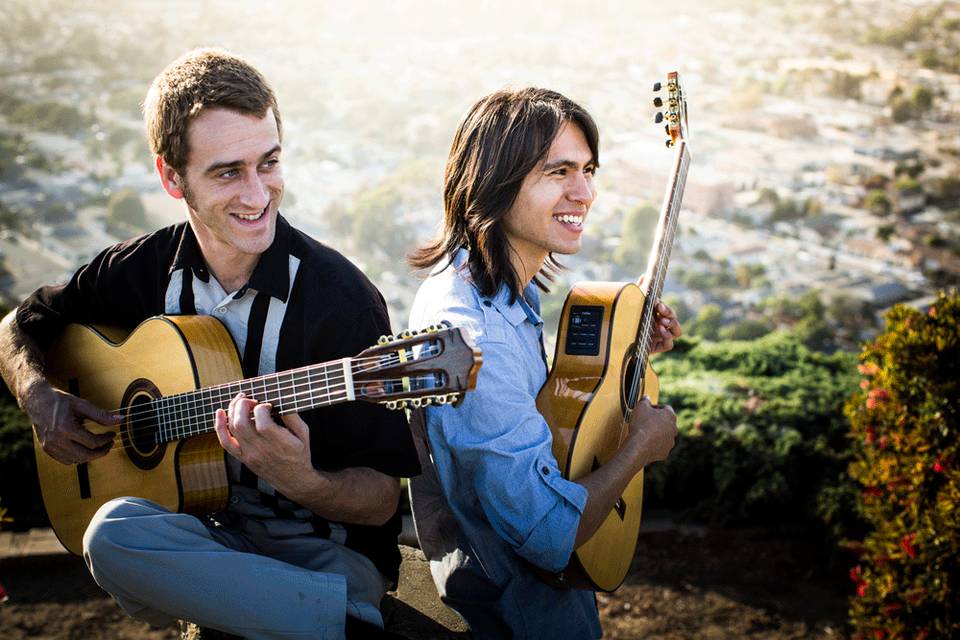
[
  {"xmin": 653, "ymin": 71, "xmax": 689, "ymax": 148},
  {"xmin": 352, "ymin": 323, "xmax": 482, "ymax": 410}
]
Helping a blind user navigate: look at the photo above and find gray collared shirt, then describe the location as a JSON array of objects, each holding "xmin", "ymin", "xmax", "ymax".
[{"xmin": 408, "ymin": 249, "xmax": 601, "ymax": 639}]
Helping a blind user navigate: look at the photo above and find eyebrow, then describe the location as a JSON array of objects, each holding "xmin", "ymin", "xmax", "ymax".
[
  {"xmin": 204, "ymin": 144, "xmax": 282, "ymax": 175},
  {"xmin": 542, "ymin": 158, "xmax": 597, "ymax": 171}
]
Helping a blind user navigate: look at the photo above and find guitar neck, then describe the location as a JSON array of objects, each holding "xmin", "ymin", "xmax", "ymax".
[
  {"xmin": 635, "ymin": 140, "xmax": 691, "ymax": 365},
  {"xmin": 151, "ymin": 359, "xmax": 359, "ymax": 443}
]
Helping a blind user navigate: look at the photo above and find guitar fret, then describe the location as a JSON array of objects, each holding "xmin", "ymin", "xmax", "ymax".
[
  {"xmin": 171, "ymin": 396, "xmax": 180, "ymax": 439},
  {"xmin": 321, "ymin": 361, "xmax": 330, "ymax": 409},
  {"xmin": 163, "ymin": 396, "xmax": 173, "ymax": 441}
]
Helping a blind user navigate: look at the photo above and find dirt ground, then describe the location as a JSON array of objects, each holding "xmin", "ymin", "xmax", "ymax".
[{"xmin": 0, "ymin": 527, "xmax": 850, "ymax": 639}]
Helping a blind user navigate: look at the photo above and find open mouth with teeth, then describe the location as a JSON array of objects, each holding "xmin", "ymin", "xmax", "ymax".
[
  {"xmin": 553, "ymin": 213, "xmax": 584, "ymax": 230},
  {"xmin": 232, "ymin": 207, "xmax": 268, "ymax": 224}
]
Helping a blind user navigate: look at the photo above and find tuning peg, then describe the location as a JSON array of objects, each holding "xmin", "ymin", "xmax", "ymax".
[
  {"xmin": 655, "ymin": 112, "xmax": 663, "ymax": 124},
  {"xmin": 665, "ymin": 139, "xmax": 674, "ymax": 148},
  {"xmin": 653, "ymin": 81, "xmax": 662, "ymax": 91},
  {"xmin": 664, "ymin": 124, "xmax": 670, "ymax": 135},
  {"xmin": 400, "ymin": 330, "xmax": 413, "ymax": 339},
  {"xmin": 385, "ymin": 400, "xmax": 397, "ymax": 410},
  {"xmin": 435, "ymin": 395, "xmax": 448, "ymax": 405},
  {"xmin": 653, "ymin": 97, "xmax": 663, "ymax": 108},
  {"xmin": 378, "ymin": 334, "xmax": 394, "ymax": 345}
]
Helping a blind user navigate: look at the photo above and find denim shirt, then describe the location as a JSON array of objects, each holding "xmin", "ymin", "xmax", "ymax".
[{"xmin": 408, "ymin": 249, "xmax": 601, "ymax": 639}]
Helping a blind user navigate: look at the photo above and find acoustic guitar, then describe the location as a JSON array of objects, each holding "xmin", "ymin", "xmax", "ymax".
[
  {"xmin": 536, "ymin": 71, "xmax": 691, "ymax": 591},
  {"xmin": 35, "ymin": 315, "xmax": 481, "ymax": 555}
]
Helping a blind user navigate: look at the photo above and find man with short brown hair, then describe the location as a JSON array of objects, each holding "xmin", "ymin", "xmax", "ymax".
[{"xmin": 0, "ymin": 49, "xmax": 419, "ymax": 639}]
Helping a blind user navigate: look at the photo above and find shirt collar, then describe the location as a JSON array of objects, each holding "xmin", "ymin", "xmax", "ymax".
[
  {"xmin": 447, "ymin": 248, "xmax": 543, "ymax": 329},
  {"xmin": 169, "ymin": 213, "xmax": 293, "ymax": 302}
]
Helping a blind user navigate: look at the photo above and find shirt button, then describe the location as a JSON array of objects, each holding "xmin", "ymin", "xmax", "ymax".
[
  {"xmin": 216, "ymin": 306, "xmax": 227, "ymax": 314},
  {"xmin": 230, "ymin": 496, "xmax": 240, "ymax": 504}
]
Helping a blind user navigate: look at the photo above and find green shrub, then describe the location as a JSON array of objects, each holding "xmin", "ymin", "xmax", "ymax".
[
  {"xmin": 0, "ymin": 383, "xmax": 45, "ymax": 530},
  {"xmin": 646, "ymin": 330, "xmax": 859, "ymax": 537},
  {"xmin": 846, "ymin": 291, "xmax": 959, "ymax": 640}
]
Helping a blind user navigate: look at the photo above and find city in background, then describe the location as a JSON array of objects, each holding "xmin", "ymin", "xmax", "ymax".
[
  {"xmin": 2, "ymin": 1, "xmax": 959, "ymax": 638},
  {"xmin": 1, "ymin": 0, "xmax": 957, "ymax": 354}
]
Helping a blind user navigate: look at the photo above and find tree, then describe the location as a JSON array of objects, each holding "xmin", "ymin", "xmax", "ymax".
[
  {"xmin": 846, "ymin": 292, "xmax": 959, "ymax": 640},
  {"xmin": 828, "ymin": 72, "xmax": 863, "ymax": 100},
  {"xmin": 690, "ymin": 304, "xmax": 723, "ymax": 340},
  {"xmin": 912, "ymin": 85, "xmax": 934, "ymax": 113},
  {"xmin": 930, "ymin": 176, "xmax": 960, "ymax": 207},
  {"xmin": 107, "ymin": 188, "xmax": 149, "ymax": 233},
  {"xmin": 613, "ymin": 204, "xmax": 658, "ymax": 272},
  {"xmin": 890, "ymin": 97, "xmax": 914, "ymax": 123},
  {"xmin": 876, "ymin": 224, "xmax": 896, "ymax": 243},
  {"xmin": 895, "ymin": 176, "xmax": 922, "ymax": 194},
  {"xmin": 735, "ymin": 263, "xmax": 766, "ymax": 288},
  {"xmin": 865, "ymin": 190, "xmax": 892, "ymax": 217},
  {"xmin": 349, "ymin": 182, "xmax": 413, "ymax": 267},
  {"xmin": 894, "ymin": 161, "xmax": 924, "ymax": 179},
  {"xmin": 719, "ymin": 318, "xmax": 774, "ymax": 341},
  {"xmin": 864, "ymin": 174, "xmax": 889, "ymax": 191}
]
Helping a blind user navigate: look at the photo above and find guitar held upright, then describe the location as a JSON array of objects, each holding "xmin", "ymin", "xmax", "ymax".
[{"xmin": 536, "ymin": 71, "xmax": 691, "ymax": 592}]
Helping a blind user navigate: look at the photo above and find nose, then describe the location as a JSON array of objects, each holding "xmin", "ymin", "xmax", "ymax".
[
  {"xmin": 239, "ymin": 171, "xmax": 270, "ymax": 211},
  {"xmin": 567, "ymin": 171, "xmax": 595, "ymax": 208}
]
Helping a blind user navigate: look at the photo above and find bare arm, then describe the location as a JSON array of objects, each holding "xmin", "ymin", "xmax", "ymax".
[
  {"xmin": 573, "ymin": 299, "xmax": 682, "ymax": 547},
  {"xmin": 214, "ymin": 394, "xmax": 399, "ymax": 526},
  {"xmin": 0, "ymin": 310, "xmax": 117, "ymax": 464},
  {"xmin": 574, "ymin": 397, "xmax": 677, "ymax": 548}
]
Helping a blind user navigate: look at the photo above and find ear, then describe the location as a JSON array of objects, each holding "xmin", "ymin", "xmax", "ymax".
[{"xmin": 156, "ymin": 156, "xmax": 185, "ymax": 200}]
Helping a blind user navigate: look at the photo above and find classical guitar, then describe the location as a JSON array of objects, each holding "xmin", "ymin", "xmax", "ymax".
[
  {"xmin": 35, "ymin": 315, "xmax": 482, "ymax": 555},
  {"xmin": 536, "ymin": 71, "xmax": 691, "ymax": 591}
]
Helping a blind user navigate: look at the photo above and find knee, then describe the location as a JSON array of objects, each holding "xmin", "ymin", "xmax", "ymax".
[{"xmin": 83, "ymin": 497, "xmax": 163, "ymax": 572}]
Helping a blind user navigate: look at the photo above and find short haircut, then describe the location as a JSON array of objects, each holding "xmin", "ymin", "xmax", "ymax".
[
  {"xmin": 143, "ymin": 48, "xmax": 282, "ymax": 175},
  {"xmin": 409, "ymin": 87, "xmax": 599, "ymax": 299}
]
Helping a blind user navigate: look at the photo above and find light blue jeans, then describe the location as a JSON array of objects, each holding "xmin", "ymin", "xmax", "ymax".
[{"xmin": 83, "ymin": 497, "xmax": 386, "ymax": 640}]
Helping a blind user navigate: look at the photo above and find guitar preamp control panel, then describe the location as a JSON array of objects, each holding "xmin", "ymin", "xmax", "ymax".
[{"xmin": 564, "ymin": 306, "xmax": 604, "ymax": 356}]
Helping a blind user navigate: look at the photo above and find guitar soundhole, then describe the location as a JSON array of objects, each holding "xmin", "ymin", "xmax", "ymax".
[
  {"xmin": 120, "ymin": 379, "xmax": 167, "ymax": 471},
  {"xmin": 621, "ymin": 349, "xmax": 639, "ymax": 412}
]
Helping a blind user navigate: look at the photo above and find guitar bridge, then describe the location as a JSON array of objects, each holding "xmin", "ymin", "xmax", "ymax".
[{"xmin": 593, "ymin": 456, "xmax": 627, "ymax": 521}]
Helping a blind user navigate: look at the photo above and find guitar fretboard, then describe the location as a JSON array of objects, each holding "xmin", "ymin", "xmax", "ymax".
[
  {"xmin": 626, "ymin": 140, "xmax": 691, "ymax": 408},
  {"xmin": 138, "ymin": 359, "xmax": 358, "ymax": 444}
]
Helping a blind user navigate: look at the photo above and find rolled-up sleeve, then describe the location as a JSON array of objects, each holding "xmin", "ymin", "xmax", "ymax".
[{"xmin": 428, "ymin": 330, "xmax": 588, "ymax": 573}]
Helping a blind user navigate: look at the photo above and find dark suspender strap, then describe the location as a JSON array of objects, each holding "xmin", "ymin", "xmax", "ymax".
[
  {"xmin": 239, "ymin": 291, "xmax": 272, "ymax": 490},
  {"xmin": 179, "ymin": 269, "xmax": 197, "ymax": 314},
  {"xmin": 241, "ymin": 292, "xmax": 272, "ymax": 378}
]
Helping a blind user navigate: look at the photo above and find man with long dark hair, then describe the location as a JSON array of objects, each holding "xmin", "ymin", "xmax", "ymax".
[{"xmin": 407, "ymin": 88, "xmax": 681, "ymax": 638}]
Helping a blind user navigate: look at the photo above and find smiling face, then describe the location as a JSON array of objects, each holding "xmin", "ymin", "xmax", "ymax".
[
  {"xmin": 501, "ymin": 121, "xmax": 597, "ymax": 284},
  {"xmin": 159, "ymin": 107, "xmax": 283, "ymax": 284}
]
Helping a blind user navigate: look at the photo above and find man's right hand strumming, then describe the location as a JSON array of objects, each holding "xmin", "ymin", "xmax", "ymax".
[
  {"xmin": 19, "ymin": 379, "xmax": 118, "ymax": 465},
  {"xmin": 625, "ymin": 396, "xmax": 678, "ymax": 471}
]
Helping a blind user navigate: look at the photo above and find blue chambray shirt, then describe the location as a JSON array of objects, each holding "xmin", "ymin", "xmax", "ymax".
[{"xmin": 408, "ymin": 249, "xmax": 601, "ymax": 639}]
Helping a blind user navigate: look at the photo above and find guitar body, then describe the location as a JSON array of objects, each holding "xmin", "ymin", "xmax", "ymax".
[
  {"xmin": 536, "ymin": 281, "xmax": 659, "ymax": 592},
  {"xmin": 36, "ymin": 315, "xmax": 238, "ymax": 554}
]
